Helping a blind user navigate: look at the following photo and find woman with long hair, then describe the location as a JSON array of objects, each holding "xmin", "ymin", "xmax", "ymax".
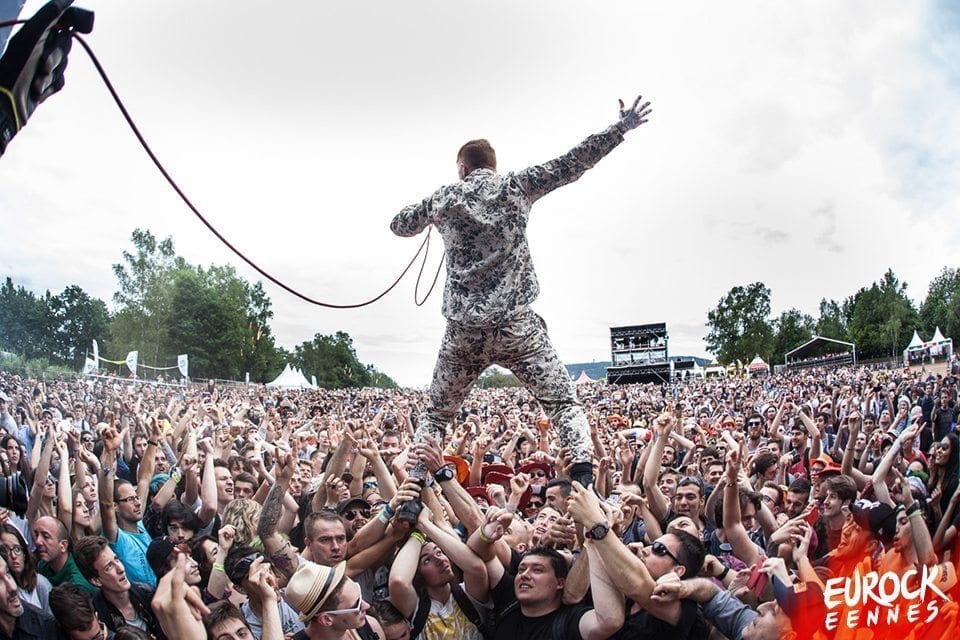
[
  {"xmin": 0, "ymin": 523, "xmax": 52, "ymax": 610},
  {"xmin": 929, "ymin": 432, "xmax": 960, "ymax": 521},
  {"xmin": 221, "ymin": 498, "xmax": 262, "ymax": 549},
  {"xmin": 0, "ymin": 434, "xmax": 30, "ymax": 479}
]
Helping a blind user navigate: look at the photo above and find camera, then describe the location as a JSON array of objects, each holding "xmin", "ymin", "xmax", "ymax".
[{"xmin": 0, "ymin": 473, "xmax": 29, "ymax": 517}]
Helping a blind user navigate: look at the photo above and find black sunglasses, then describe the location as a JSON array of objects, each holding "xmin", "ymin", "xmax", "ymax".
[
  {"xmin": 651, "ymin": 540, "xmax": 680, "ymax": 565},
  {"xmin": 342, "ymin": 509, "xmax": 370, "ymax": 522}
]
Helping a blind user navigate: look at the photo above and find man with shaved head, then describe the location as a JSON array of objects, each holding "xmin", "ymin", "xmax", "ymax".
[{"xmin": 32, "ymin": 515, "xmax": 97, "ymax": 594}]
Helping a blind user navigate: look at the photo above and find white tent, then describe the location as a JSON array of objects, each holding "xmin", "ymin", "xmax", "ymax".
[
  {"xmin": 575, "ymin": 370, "xmax": 593, "ymax": 384},
  {"xmin": 266, "ymin": 364, "xmax": 316, "ymax": 388},
  {"xmin": 929, "ymin": 327, "xmax": 954, "ymax": 360},
  {"xmin": 747, "ymin": 355, "xmax": 770, "ymax": 376}
]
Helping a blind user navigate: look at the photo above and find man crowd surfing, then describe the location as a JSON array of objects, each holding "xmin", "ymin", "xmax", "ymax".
[{"xmin": 0, "ymin": 359, "xmax": 957, "ymax": 640}]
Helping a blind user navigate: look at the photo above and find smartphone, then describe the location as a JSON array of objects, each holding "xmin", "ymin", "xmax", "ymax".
[
  {"xmin": 746, "ymin": 559, "xmax": 768, "ymax": 596},
  {"xmin": 805, "ymin": 506, "xmax": 820, "ymax": 526}
]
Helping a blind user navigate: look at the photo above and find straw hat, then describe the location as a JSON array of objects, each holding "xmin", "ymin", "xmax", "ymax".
[{"xmin": 285, "ymin": 560, "xmax": 347, "ymax": 621}]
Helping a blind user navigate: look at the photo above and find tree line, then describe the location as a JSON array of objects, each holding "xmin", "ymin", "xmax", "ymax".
[
  {"xmin": 705, "ymin": 267, "xmax": 960, "ymax": 366},
  {"xmin": 0, "ymin": 229, "xmax": 397, "ymax": 388}
]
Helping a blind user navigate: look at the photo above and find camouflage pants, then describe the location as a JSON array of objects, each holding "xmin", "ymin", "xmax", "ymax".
[{"xmin": 414, "ymin": 307, "xmax": 592, "ymax": 473}]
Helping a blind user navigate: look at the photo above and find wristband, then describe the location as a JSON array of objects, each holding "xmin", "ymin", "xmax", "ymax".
[
  {"xmin": 410, "ymin": 530, "xmax": 426, "ymax": 544},
  {"xmin": 717, "ymin": 565, "xmax": 730, "ymax": 581},
  {"xmin": 377, "ymin": 509, "xmax": 391, "ymax": 525},
  {"xmin": 478, "ymin": 529, "xmax": 494, "ymax": 544},
  {"xmin": 213, "ymin": 562, "xmax": 225, "ymax": 573},
  {"xmin": 906, "ymin": 504, "xmax": 922, "ymax": 517},
  {"xmin": 170, "ymin": 468, "xmax": 183, "ymax": 484},
  {"xmin": 147, "ymin": 440, "xmax": 159, "ymax": 447},
  {"xmin": 381, "ymin": 504, "xmax": 396, "ymax": 518}
]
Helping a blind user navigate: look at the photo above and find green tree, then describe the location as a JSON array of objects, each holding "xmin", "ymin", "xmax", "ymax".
[
  {"xmin": 0, "ymin": 277, "xmax": 48, "ymax": 358},
  {"xmin": 48, "ymin": 285, "xmax": 110, "ymax": 368},
  {"xmin": 705, "ymin": 282, "xmax": 775, "ymax": 365},
  {"xmin": 109, "ymin": 229, "xmax": 179, "ymax": 366},
  {"xmin": 918, "ymin": 267, "xmax": 960, "ymax": 342},
  {"xmin": 815, "ymin": 298, "xmax": 847, "ymax": 341},
  {"xmin": 845, "ymin": 269, "xmax": 917, "ymax": 358},
  {"xmin": 293, "ymin": 332, "xmax": 374, "ymax": 389},
  {"xmin": 772, "ymin": 308, "xmax": 815, "ymax": 365}
]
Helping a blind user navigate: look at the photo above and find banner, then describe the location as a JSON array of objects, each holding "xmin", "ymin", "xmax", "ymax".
[
  {"xmin": 125, "ymin": 351, "xmax": 138, "ymax": 375},
  {"xmin": 92, "ymin": 339, "xmax": 99, "ymax": 370},
  {"xmin": 82, "ymin": 358, "xmax": 96, "ymax": 375},
  {"xmin": 178, "ymin": 354, "xmax": 189, "ymax": 378}
]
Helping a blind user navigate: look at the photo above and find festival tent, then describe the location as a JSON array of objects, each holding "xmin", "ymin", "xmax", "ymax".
[
  {"xmin": 266, "ymin": 364, "xmax": 316, "ymax": 388},
  {"xmin": 747, "ymin": 355, "xmax": 770, "ymax": 376},
  {"xmin": 928, "ymin": 327, "xmax": 953, "ymax": 360},
  {"xmin": 575, "ymin": 370, "xmax": 594, "ymax": 384},
  {"xmin": 784, "ymin": 335, "xmax": 856, "ymax": 365},
  {"xmin": 903, "ymin": 330, "xmax": 928, "ymax": 365}
]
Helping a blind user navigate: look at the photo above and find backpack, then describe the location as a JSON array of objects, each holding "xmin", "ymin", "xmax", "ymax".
[{"xmin": 410, "ymin": 583, "xmax": 492, "ymax": 640}]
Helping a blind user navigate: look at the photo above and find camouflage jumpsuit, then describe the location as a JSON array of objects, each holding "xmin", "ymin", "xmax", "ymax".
[{"xmin": 391, "ymin": 124, "xmax": 630, "ymax": 468}]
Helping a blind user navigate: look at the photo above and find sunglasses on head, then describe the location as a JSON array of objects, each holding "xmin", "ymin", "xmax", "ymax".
[
  {"xmin": 650, "ymin": 540, "xmax": 680, "ymax": 565},
  {"xmin": 342, "ymin": 509, "xmax": 370, "ymax": 522}
]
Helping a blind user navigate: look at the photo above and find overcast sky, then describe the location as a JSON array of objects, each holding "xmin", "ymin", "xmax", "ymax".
[{"xmin": 1, "ymin": 1, "xmax": 958, "ymax": 387}]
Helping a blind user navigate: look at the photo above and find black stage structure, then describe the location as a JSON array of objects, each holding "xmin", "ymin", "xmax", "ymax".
[{"xmin": 606, "ymin": 323, "xmax": 675, "ymax": 384}]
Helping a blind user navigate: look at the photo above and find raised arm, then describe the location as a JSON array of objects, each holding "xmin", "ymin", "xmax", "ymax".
[
  {"xmin": 721, "ymin": 449, "xmax": 761, "ymax": 567},
  {"xmin": 256, "ymin": 452, "xmax": 299, "ymax": 582},
  {"xmin": 578, "ymin": 541, "xmax": 627, "ymax": 640},
  {"xmin": 567, "ymin": 482, "xmax": 658, "ymax": 607},
  {"xmin": 642, "ymin": 414, "xmax": 675, "ymax": 522},
  {"xmin": 419, "ymin": 508, "xmax": 489, "ymax": 603}
]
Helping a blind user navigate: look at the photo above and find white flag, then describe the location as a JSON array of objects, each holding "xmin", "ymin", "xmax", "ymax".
[
  {"xmin": 83, "ymin": 358, "xmax": 96, "ymax": 375},
  {"xmin": 92, "ymin": 340, "xmax": 99, "ymax": 367},
  {"xmin": 125, "ymin": 351, "xmax": 138, "ymax": 375},
  {"xmin": 178, "ymin": 354, "xmax": 189, "ymax": 377}
]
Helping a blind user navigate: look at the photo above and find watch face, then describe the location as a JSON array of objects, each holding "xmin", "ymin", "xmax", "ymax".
[{"xmin": 588, "ymin": 523, "xmax": 609, "ymax": 540}]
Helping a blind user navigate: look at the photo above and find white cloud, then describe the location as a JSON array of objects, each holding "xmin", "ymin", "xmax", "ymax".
[{"xmin": 1, "ymin": 0, "xmax": 957, "ymax": 386}]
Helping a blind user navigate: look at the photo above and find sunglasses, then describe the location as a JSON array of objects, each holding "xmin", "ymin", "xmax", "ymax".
[
  {"xmin": 325, "ymin": 595, "xmax": 365, "ymax": 616},
  {"xmin": 342, "ymin": 509, "xmax": 370, "ymax": 522},
  {"xmin": 362, "ymin": 480, "xmax": 378, "ymax": 490},
  {"xmin": 747, "ymin": 421, "xmax": 762, "ymax": 427},
  {"xmin": 650, "ymin": 540, "xmax": 680, "ymax": 565}
]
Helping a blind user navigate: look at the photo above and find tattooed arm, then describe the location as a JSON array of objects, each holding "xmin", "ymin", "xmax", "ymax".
[{"xmin": 256, "ymin": 452, "xmax": 300, "ymax": 581}]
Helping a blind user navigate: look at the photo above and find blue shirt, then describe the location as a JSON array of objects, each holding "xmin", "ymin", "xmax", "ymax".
[{"xmin": 111, "ymin": 522, "xmax": 157, "ymax": 587}]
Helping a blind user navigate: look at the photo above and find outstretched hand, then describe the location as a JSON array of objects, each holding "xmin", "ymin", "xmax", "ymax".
[{"xmin": 616, "ymin": 95, "xmax": 652, "ymax": 132}]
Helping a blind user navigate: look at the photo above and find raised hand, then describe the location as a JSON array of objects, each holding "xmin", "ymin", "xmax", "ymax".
[{"xmin": 616, "ymin": 94, "xmax": 653, "ymax": 132}]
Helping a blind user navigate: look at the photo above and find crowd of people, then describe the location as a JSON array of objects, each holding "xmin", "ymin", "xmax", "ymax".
[{"xmin": 0, "ymin": 359, "xmax": 957, "ymax": 640}]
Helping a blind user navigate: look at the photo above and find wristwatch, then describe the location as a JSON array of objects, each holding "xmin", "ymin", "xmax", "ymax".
[
  {"xmin": 433, "ymin": 466, "xmax": 455, "ymax": 483},
  {"xmin": 584, "ymin": 522, "xmax": 610, "ymax": 540}
]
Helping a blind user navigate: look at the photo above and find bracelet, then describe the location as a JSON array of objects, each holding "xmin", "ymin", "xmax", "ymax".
[
  {"xmin": 410, "ymin": 530, "xmax": 426, "ymax": 544},
  {"xmin": 213, "ymin": 562, "xmax": 225, "ymax": 573},
  {"xmin": 377, "ymin": 509, "xmax": 391, "ymax": 525},
  {"xmin": 906, "ymin": 504, "xmax": 922, "ymax": 517},
  {"xmin": 478, "ymin": 529, "xmax": 494, "ymax": 544},
  {"xmin": 170, "ymin": 468, "xmax": 183, "ymax": 484},
  {"xmin": 381, "ymin": 504, "xmax": 395, "ymax": 518},
  {"xmin": 717, "ymin": 565, "xmax": 730, "ymax": 581},
  {"xmin": 147, "ymin": 440, "xmax": 159, "ymax": 447}
]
